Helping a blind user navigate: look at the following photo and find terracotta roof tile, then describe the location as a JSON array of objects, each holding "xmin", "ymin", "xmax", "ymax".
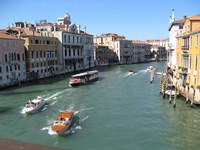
[
  {"xmin": 0, "ymin": 30, "xmax": 21, "ymax": 40},
  {"xmin": 9, "ymin": 27, "xmax": 41, "ymax": 36},
  {"xmin": 132, "ymin": 40, "xmax": 145, "ymax": 44},
  {"xmin": 188, "ymin": 14, "xmax": 200, "ymax": 20}
]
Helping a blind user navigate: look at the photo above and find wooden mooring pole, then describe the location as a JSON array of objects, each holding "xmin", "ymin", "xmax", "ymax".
[
  {"xmin": 150, "ymin": 69, "xmax": 154, "ymax": 83},
  {"xmin": 169, "ymin": 88, "xmax": 172, "ymax": 104},
  {"xmin": 186, "ymin": 86, "xmax": 189, "ymax": 103},
  {"xmin": 173, "ymin": 85, "xmax": 177, "ymax": 108}
]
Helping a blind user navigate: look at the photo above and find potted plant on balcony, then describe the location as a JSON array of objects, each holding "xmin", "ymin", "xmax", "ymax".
[
  {"xmin": 181, "ymin": 67, "xmax": 188, "ymax": 74},
  {"xmin": 196, "ymin": 85, "xmax": 200, "ymax": 89}
]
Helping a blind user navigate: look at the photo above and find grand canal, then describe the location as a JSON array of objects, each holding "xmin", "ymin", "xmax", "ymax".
[{"xmin": 1, "ymin": 62, "xmax": 200, "ymax": 150}]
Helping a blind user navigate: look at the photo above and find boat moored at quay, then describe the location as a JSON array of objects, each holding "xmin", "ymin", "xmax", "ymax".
[{"xmin": 69, "ymin": 70, "xmax": 99, "ymax": 87}]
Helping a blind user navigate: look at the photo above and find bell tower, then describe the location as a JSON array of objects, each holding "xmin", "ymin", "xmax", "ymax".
[{"xmin": 171, "ymin": 9, "xmax": 175, "ymax": 23}]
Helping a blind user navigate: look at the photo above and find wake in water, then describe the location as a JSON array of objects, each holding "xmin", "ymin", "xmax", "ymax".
[{"xmin": 125, "ymin": 69, "xmax": 148, "ymax": 77}]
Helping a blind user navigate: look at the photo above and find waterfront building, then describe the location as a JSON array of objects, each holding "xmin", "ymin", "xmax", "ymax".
[
  {"xmin": 146, "ymin": 38, "xmax": 169, "ymax": 50},
  {"xmin": 52, "ymin": 13, "xmax": 94, "ymax": 73},
  {"xmin": 168, "ymin": 9, "xmax": 184, "ymax": 70},
  {"xmin": 7, "ymin": 22, "xmax": 58, "ymax": 80},
  {"xmin": 94, "ymin": 33, "xmax": 125, "ymax": 50},
  {"xmin": 94, "ymin": 44, "xmax": 118, "ymax": 66},
  {"xmin": 150, "ymin": 45, "xmax": 167, "ymax": 61},
  {"xmin": 114, "ymin": 39, "xmax": 134, "ymax": 64},
  {"xmin": 94, "ymin": 33, "xmax": 125, "ymax": 64},
  {"xmin": 132, "ymin": 40, "xmax": 150, "ymax": 63},
  {"xmin": 83, "ymin": 33, "xmax": 95, "ymax": 69},
  {"xmin": 176, "ymin": 13, "xmax": 200, "ymax": 102},
  {"xmin": 0, "ymin": 30, "xmax": 26, "ymax": 87},
  {"xmin": 94, "ymin": 34, "xmax": 151, "ymax": 64}
]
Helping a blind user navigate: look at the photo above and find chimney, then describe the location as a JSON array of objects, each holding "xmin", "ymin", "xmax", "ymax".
[
  {"xmin": 24, "ymin": 22, "xmax": 27, "ymax": 28},
  {"xmin": 65, "ymin": 25, "xmax": 68, "ymax": 31},
  {"xmin": 53, "ymin": 24, "xmax": 56, "ymax": 32},
  {"xmin": 77, "ymin": 25, "xmax": 81, "ymax": 33},
  {"xmin": 18, "ymin": 31, "xmax": 21, "ymax": 38},
  {"xmin": 84, "ymin": 26, "xmax": 86, "ymax": 33},
  {"xmin": 182, "ymin": 16, "xmax": 186, "ymax": 20}
]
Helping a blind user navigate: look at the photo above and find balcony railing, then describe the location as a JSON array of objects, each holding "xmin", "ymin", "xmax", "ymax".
[{"xmin": 181, "ymin": 46, "xmax": 189, "ymax": 53}]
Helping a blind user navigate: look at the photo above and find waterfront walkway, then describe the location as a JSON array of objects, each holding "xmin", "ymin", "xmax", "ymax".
[{"xmin": 0, "ymin": 138, "xmax": 65, "ymax": 150}]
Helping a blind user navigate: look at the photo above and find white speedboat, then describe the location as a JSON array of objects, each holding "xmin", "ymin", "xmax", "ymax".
[
  {"xmin": 23, "ymin": 96, "xmax": 46, "ymax": 114},
  {"xmin": 165, "ymin": 90, "xmax": 179, "ymax": 96}
]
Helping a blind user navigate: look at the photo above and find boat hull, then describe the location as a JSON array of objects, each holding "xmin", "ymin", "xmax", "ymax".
[
  {"xmin": 69, "ymin": 70, "xmax": 99, "ymax": 87},
  {"xmin": 69, "ymin": 77, "xmax": 98, "ymax": 87},
  {"xmin": 51, "ymin": 111, "xmax": 74, "ymax": 135},
  {"xmin": 24, "ymin": 100, "xmax": 46, "ymax": 114}
]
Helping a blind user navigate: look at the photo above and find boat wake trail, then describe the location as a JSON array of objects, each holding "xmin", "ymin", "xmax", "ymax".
[
  {"xmin": 125, "ymin": 69, "xmax": 148, "ymax": 77},
  {"xmin": 20, "ymin": 107, "xmax": 27, "ymax": 115},
  {"xmin": 41, "ymin": 126, "xmax": 58, "ymax": 135},
  {"xmin": 76, "ymin": 107, "xmax": 94, "ymax": 114},
  {"xmin": 44, "ymin": 91, "xmax": 65, "ymax": 101},
  {"xmin": 80, "ymin": 115, "xmax": 89, "ymax": 122}
]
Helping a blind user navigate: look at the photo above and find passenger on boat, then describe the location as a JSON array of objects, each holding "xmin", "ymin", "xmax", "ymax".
[{"xmin": 26, "ymin": 100, "xmax": 35, "ymax": 107}]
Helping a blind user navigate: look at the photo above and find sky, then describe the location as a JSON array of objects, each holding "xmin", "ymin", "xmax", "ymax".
[{"xmin": 1, "ymin": 0, "xmax": 200, "ymax": 41}]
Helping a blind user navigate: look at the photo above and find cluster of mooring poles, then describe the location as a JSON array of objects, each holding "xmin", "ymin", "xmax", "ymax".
[
  {"xmin": 159, "ymin": 72, "xmax": 177, "ymax": 108},
  {"xmin": 159, "ymin": 64, "xmax": 200, "ymax": 107}
]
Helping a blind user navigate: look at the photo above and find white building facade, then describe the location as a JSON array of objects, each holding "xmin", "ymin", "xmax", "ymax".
[
  {"xmin": 168, "ymin": 9, "xmax": 184, "ymax": 70},
  {"xmin": 53, "ymin": 13, "xmax": 94, "ymax": 73},
  {"xmin": 94, "ymin": 33, "xmax": 151, "ymax": 64}
]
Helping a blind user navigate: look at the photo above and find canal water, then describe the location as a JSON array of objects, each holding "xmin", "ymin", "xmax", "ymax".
[{"xmin": 1, "ymin": 61, "xmax": 200, "ymax": 150}]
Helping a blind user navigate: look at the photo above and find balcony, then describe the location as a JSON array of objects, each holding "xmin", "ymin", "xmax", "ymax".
[{"xmin": 181, "ymin": 45, "xmax": 189, "ymax": 53}]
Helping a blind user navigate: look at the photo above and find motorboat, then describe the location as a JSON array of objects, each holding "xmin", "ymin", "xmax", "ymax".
[
  {"xmin": 23, "ymin": 96, "xmax": 46, "ymax": 114},
  {"xmin": 69, "ymin": 70, "xmax": 99, "ymax": 87},
  {"xmin": 146, "ymin": 66, "xmax": 154, "ymax": 71},
  {"xmin": 156, "ymin": 72, "xmax": 162, "ymax": 75},
  {"xmin": 128, "ymin": 69, "xmax": 134, "ymax": 75},
  {"xmin": 165, "ymin": 90, "xmax": 179, "ymax": 96},
  {"xmin": 51, "ymin": 111, "xmax": 74, "ymax": 135}
]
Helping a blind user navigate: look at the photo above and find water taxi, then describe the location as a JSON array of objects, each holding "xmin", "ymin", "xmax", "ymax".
[
  {"xmin": 51, "ymin": 111, "xmax": 74, "ymax": 135},
  {"xmin": 69, "ymin": 70, "xmax": 99, "ymax": 87},
  {"xmin": 23, "ymin": 96, "xmax": 46, "ymax": 114}
]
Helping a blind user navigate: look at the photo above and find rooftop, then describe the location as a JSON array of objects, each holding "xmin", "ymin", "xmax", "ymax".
[{"xmin": 0, "ymin": 30, "xmax": 22, "ymax": 40}]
